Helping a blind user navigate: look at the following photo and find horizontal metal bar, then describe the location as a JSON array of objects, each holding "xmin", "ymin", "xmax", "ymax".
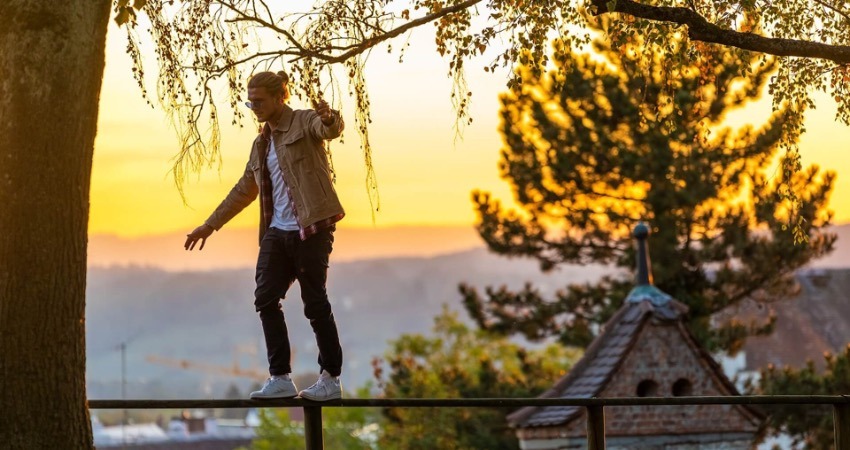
[{"xmin": 88, "ymin": 395, "xmax": 850, "ymax": 410}]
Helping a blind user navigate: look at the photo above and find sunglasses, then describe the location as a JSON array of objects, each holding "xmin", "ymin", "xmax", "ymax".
[{"xmin": 244, "ymin": 100, "xmax": 267, "ymax": 109}]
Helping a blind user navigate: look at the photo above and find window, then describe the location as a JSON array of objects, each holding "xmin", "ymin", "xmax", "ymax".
[
  {"xmin": 672, "ymin": 378, "xmax": 693, "ymax": 396},
  {"xmin": 636, "ymin": 379, "xmax": 659, "ymax": 397}
]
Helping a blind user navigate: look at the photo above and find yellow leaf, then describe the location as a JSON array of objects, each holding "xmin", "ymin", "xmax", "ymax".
[{"xmin": 115, "ymin": 7, "xmax": 131, "ymax": 25}]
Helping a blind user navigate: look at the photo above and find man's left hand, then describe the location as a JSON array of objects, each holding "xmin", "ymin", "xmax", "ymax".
[{"xmin": 315, "ymin": 100, "xmax": 336, "ymax": 125}]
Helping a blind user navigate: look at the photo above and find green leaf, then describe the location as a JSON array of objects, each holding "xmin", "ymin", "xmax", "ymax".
[{"xmin": 606, "ymin": 0, "xmax": 618, "ymax": 12}]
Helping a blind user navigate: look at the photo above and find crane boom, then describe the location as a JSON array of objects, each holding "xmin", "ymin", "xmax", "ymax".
[{"xmin": 145, "ymin": 354, "xmax": 267, "ymax": 381}]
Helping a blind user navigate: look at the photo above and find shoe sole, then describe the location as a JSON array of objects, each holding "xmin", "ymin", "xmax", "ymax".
[
  {"xmin": 250, "ymin": 393, "xmax": 298, "ymax": 400},
  {"xmin": 298, "ymin": 392, "xmax": 342, "ymax": 401}
]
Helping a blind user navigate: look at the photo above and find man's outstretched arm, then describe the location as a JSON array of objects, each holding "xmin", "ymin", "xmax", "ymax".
[
  {"xmin": 185, "ymin": 161, "xmax": 259, "ymax": 251},
  {"xmin": 309, "ymin": 99, "xmax": 344, "ymax": 141}
]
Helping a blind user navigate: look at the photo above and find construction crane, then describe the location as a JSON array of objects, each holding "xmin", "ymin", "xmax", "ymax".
[{"xmin": 146, "ymin": 345, "xmax": 267, "ymax": 382}]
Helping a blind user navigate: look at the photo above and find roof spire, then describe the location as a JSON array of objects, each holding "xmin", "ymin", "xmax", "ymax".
[
  {"xmin": 634, "ymin": 222, "xmax": 652, "ymax": 286},
  {"xmin": 626, "ymin": 222, "xmax": 673, "ymax": 306}
]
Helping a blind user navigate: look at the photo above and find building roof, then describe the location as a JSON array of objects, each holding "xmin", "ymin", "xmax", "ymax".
[
  {"xmin": 724, "ymin": 268, "xmax": 850, "ymax": 371},
  {"xmin": 508, "ymin": 223, "xmax": 762, "ymax": 429},
  {"xmin": 507, "ymin": 296, "xmax": 689, "ymax": 428}
]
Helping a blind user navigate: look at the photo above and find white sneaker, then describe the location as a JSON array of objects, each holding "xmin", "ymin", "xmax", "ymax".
[
  {"xmin": 298, "ymin": 370, "xmax": 343, "ymax": 401},
  {"xmin": 250, "ymin": 375, "xmax": 298, "ymax": 399}
]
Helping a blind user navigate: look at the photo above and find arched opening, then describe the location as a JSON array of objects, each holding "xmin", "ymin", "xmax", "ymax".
[
  {"xmin": 636, "ymin": 379, "xmax": 659, "ymax": 397},
  {"xmin": 672, "ymin": 378, "xmax": 693, "ymax": 396}
]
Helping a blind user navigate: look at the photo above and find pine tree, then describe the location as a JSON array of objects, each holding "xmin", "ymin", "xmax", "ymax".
[{"xmin": 461, "ymin": 19, "xmax": 836, "ymax": 354}]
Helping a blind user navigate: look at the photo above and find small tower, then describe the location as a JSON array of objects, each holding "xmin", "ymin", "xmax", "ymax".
[{"xmin": 508, "ymin": 223, "xmax": 764, "ymax": 449}]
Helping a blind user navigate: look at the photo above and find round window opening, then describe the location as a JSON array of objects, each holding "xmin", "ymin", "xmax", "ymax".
[
  {"xmin": 636, "ymin": 379, "xmax": 659, "ymax": 397},
  {"xmin": 672, "ymin": 378, "xmax": 693, "ymax": 396}
]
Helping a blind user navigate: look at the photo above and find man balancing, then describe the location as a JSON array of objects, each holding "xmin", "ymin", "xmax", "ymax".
[{"xmin": 184, "ymin": 71, "xmax": 345, "ymax": 401}]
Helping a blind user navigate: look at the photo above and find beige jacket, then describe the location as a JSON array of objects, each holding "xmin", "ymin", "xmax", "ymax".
[{"xmin": 204, "ymin": 105, "xmax": 345, "ymax": 243}]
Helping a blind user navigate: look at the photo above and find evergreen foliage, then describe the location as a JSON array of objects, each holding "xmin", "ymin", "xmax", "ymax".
[{"xmin": 460, "ymin": 20, "xmax": 836, "ymax": 354}]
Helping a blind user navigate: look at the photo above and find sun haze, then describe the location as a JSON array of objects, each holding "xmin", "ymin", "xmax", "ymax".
[{"xmin": 90, "ymin": 23, "xmax": 850, "ymax": 266}]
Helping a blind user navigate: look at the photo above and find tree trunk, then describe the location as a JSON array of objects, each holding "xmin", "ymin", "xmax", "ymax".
[{"xmin": 0, "ymin": 1, "xmax": 110, "ymax": 448}]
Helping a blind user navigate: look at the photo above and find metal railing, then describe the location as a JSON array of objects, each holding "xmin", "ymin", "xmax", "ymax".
[{"xmin": 89, "ymin": 395, "xmax": 850, "ymax": 450}]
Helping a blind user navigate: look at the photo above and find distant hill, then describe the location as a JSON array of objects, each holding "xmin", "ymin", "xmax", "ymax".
[{"xmin": 86, "ymin": 248, "xmax": 610, "ymax": 399}]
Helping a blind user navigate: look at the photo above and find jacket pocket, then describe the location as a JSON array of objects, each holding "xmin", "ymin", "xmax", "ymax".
[{"xmin": 283, "ymin": 129, "xmax": 305, "ymax": 146}]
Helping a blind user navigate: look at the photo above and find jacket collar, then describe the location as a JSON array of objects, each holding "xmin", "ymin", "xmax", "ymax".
[{"xmin": 260, "ymin": 104, "xmax": 294, "ymax": 139}]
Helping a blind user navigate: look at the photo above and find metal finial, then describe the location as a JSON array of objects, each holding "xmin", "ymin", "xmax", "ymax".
[
  {"xmin": 626, "ymin": 222, "xmax": 674, "ymax": 307},
  {"xmin": 634, "ymin": 222, "xmax": 652, "ymax": 286}
]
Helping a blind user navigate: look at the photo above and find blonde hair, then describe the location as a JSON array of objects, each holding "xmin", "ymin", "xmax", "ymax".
[{"xmin": 247, "ymin": 71, "xmax": 290, "ymax": 101}]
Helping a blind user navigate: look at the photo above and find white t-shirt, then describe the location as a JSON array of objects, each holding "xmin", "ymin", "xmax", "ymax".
[{"xmin": 267, "ymin": 136, "xmax": 299, "ymax": 231}]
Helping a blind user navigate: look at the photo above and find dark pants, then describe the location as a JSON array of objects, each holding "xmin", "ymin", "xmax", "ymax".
[{"xmin": 254, "ymin": 226, "xmax": 343, "ymax": 377}]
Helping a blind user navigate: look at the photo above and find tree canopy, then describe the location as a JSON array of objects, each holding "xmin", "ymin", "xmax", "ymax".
[
  {"xmin": 459, "ymin": 18, "xmax": 836, "ymax": 353},
  {"xmin": 754, "ymin": 345, "xmax": 850, "ymax": 448},
  {"xmin": 115, "ymin": 0, "xmax": 850, "ymax": 207},
  {"xmin": 374, "ymin": 306, "xmax": 580, "ymax": 449},
  {"xmin": 248, "ymin": 401, "xmax": 378, "ymax": 449}
]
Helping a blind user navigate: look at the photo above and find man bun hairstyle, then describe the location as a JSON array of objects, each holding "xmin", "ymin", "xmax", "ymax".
[{"xmin": 248, "ymin": 71, "xmax": 290, "ymax": 101}]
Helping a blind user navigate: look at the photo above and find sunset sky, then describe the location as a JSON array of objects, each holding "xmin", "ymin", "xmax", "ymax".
[{"xmin": 90, "ymin": 22, "xmax": 850, "ymax": 243}]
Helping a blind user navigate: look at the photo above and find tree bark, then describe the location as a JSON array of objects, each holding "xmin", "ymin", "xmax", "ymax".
[{"xmin": 0, "ymin": 1, "xmax": 111, "ymax": 448}]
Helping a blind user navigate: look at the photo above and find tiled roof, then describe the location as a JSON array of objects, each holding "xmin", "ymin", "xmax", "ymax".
[
  {"xmin": 508, "ymin": 223, "xmax": 763, "ymax": 430},
  {"xmin": 507, "ymin": 298, "xmax": 688, "ymax": 428},
  {"xmin": 725, "ymin": 268, "xmax": 850, "ymax": 371}
]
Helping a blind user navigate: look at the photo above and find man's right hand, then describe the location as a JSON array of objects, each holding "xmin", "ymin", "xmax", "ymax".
[{"xmin": 185, "ymin": 224, "xmax": 214, "ymax": 251}]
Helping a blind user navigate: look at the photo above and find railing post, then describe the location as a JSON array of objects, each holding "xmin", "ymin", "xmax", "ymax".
[
  {"xmin": 304, "ymin": 406, "xmax": 324, "ymax": 450},
  {"xmin": 835, "ymin": 403, "xmax": 850, "ymax": 450},
  {"xmin": 586, "ymin": 405, "xmax": 605, "ymax": 450}
]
